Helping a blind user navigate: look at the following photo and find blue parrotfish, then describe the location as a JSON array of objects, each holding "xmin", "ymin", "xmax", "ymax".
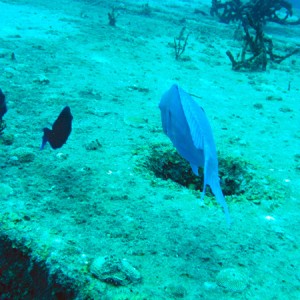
[{"xmin": 159, "ymin": 84, "xmax": 230, "ymax": 225}]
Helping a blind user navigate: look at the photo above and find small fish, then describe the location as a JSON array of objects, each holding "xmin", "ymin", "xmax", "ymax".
[
  {"xmin": 0, "ymin": 89, "xmax": 7, "ymax": 135},
  {"xmin": 0, "ymin": 88, "xmax": 7, "ymax": 120},
  {"xmin": 159, "ymin": 84, "xmax": 230, "ymax": 225},
  {"xmin": 41, "ymin": 106, "xmax": 73, "ymax": 150}
]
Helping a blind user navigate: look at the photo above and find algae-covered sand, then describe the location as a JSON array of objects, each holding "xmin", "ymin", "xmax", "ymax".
[{"xmin": 0, "ymin": 0, "xmax": 299, "ymax": 299}]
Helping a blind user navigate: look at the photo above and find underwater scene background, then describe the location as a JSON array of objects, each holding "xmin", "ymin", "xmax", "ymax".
[{"xmin": 0, "ymin": 0, "xmax": 299, "ymax": 299}]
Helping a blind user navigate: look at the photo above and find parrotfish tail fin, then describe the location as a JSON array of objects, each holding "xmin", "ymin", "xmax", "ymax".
[
  {"xmin": 199, "ymin": 182, "xmax": 207, "ymax": 207},
  {"xmin": 210, "ymin": 176, "xmax": 231, "ymax": 226},
  {"xmin": 40, "ymin": 128, "xmax": 50, "ymax": 150},
  {"xmin": 40, "ymin": 136, "xmax": 47, "ymax": 150}
]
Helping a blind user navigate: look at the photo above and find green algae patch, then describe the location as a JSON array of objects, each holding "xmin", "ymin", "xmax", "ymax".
[
  {"xmin": 0, "ymin": 183, "xmax": 13, "ymax": 199},
  {"xmin": 0, "ymin": 133, "xmax": 14, "ymax": 145},
  {"xmin": 134, "ymin": 143, "xmax": 287, "ymax": 206}
]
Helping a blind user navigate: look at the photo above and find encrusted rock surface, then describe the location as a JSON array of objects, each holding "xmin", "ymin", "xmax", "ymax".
[{"xmin": 216, "ymin": 268, "xmax": 248, "ymax": 292}]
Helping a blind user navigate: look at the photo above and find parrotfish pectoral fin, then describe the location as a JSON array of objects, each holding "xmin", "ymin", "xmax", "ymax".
[{"xmin": 191, "ymin": 164, "xmax": 199, "ymax": 176}]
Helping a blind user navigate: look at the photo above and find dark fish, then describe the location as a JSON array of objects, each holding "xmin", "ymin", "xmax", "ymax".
[
  {"xmin": 0, "ymin": 88, "xmax": 7, "ymax": 120},
  {"xmin": 41, "ymin": 106, "xmax": 73, "ymax": 150},
  {"xmin": 159, "ymin": 84, "xmax": 230, "ymax": 225}
]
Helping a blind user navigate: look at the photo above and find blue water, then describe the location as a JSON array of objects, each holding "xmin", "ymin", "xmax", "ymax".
[{"xmin": 289, "ymin": 0, "xmax": 300, "ymax": 9}]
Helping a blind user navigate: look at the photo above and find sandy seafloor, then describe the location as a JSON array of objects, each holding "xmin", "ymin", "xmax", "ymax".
[{"xmin": 0, "ymin": 0, "xmax": 300, "ymax": 299}]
